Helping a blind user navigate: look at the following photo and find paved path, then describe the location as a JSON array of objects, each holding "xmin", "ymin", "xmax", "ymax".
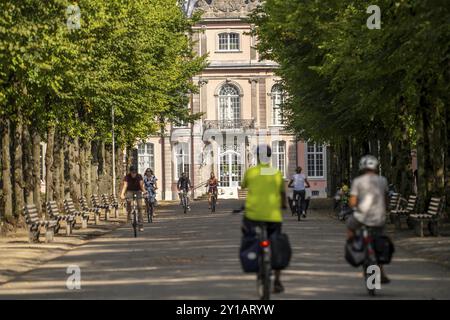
[{"xmin": 1, "ymin": 200, "xmax": 449, "ymax": 299}]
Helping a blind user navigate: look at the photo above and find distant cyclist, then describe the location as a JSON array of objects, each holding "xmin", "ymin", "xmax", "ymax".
[
  {"xmin": 120, "ymin": 165, "xmax": 146, "ymax": 232},
  {"xmin": 347, "ymin": 155, "xmax": 391, "ymax": 284},
  {"xmin": 177, "ymin": 172, "xmax": 192, "ymax": 211},
  {"xmin": 288, "ymin": 166, "xmax": 310, "ymax": 218},
  {"xmin": 206, "ymin": 172, "xmax": 219, "ymax": 210},
  {"xmin": 241, "ymin": 144, "xmax": 287, "ymax": 293},
  {"xmin": 144, "ymin": 168, "xmax": 158, "ymax": 214}
]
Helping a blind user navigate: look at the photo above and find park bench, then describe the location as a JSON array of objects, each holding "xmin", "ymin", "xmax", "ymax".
[
  {"xmin": 101, "ymin": 194, "xmax": 117, "ymax": 219},
  {"xmin": 92, "ymin": 194, "xmax": 110, "ymax": 221},
  {"xmin": 387, "ymin": 192, "xmax": 401, "ymax": 224},
  {"xmin": 108, "ymin": 194, "xmax": 120, "ymax": 218},
  {"xmin": 64, "ymin": 198, "xmax": 89, "ymax": 229},
  {"xmin": 47, "ymin": 200, "xmax": 75, "ymax": 236},
  {"xmin": 390, "ymin": 194, "xmax": 418, "ymax": 230},
  {"xmin": 409, "ymin": 197, "xmax": 445, "ymax": 237},
  {"xmin": 23, "ymin": 204, "xmax": 57, "ymax": 243},
  {"xmin": 79, "ymin": 196, "xmax": 100, "ymax": 225}
]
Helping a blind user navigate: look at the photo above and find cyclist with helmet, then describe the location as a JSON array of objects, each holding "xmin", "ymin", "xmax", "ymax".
[
  {"xmin": 241, "ymin": 144, "xmax": 287, "ymax": 293},
  {"xmin": 347, "ymin": 155, "xmax": 391, "ymax": 284}
]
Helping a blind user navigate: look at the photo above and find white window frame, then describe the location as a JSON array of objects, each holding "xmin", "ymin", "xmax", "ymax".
[
  {"xmin": 175, "ymin": 143, "xmax": 190, "ymax": 180},
  {"xmin": 272, "ymin": 141, "xmax": 286, "ymax": 177},
  {"xmin": 271, "ymin": 85, "xmax": 284, "ymax": 125},
  {"xmin": 218, "ymin": 84, "xmax": 241, "ymax": 123},
  {"xmin": 306, "ymin": 143, "xmax": 325, "ymax": 178},
  {"xmin": 137, "ymin": 143, "xmax": 155, "ymax": 175},
  {"xmin": 217, "ymin": 32, "xmax": 240, "ymax": 52}
]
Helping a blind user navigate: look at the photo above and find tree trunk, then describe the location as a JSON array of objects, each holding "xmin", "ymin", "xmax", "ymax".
[
  {"xmin": 45, "ymin": 126, "xmax": 55, "ymax": 203},
  {"xmin": 31, "ymin": 130, "xmax": 42, "ymax": 214},
  {"xmin": 1, "ymin": 118, "xmax": 14, "ymax": 223},
  {"xmin": 52, "ymin": 131, "xmax": 63, "ymax": 205},
  {"xmin": 69, "ymin": 138, "xmax": 81, "ymax": 201},
  {"xmin": 22, "ymin": 125, "xmax": 34, "ymax": 205},
  {"xmin": 13, "ymin": 117, "xmax": 24, "ymax": 220},
  {"xmin": 91, "ymin": 141, "xmax": 99, "ymax": 196}
]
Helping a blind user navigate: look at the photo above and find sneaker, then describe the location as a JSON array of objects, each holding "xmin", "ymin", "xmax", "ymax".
[
  {"xmin": 139, "ymin": 227, "xmax": 144, "ymax": 232},
  {"xmin": 273, "ymin": 280, "xmax": 284, "ymax": 294},
  {"xmin": 188, "ymin": 206, "xmax": 191, "ymax": 211},
  {"xmin": 302, "ymin": 213, "xmax": 307, "ymax": 218}
]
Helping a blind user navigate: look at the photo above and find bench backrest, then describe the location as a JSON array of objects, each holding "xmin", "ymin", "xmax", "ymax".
[
  {"xmin": 23, "ymin": 204, "xmax": 40, "ymax": 225},
  {"xmin": 405, "ymin": 195, "xmax": 418, "ymax": 212},
  {"xmin": 79, "ymin": 196, "xmax": 89, "ymax": 210},
  {"xmin": 91, "ymin": 194, "xmax": 101, "ymax": 206},
  {"xmin": 110, "ymin": 194, "xmax": 118, "ymax": 204},
  {"xmin": 64, "ymin": 198, "xmax": 77, "ymax": 214},
  {"xmin": 427, "ymin": 197, "xmax": 443, "ymax": 217},
  {"xmin": 101, "ymin": 194, "xmax": 110, "ymax": 206},
  {"xmin": 389, "ymin": 193, "xmax": 400, "ymax": 210},
  {"xmin": 47, "ymin": 201, "xmax": 62, "ymax": 218}
]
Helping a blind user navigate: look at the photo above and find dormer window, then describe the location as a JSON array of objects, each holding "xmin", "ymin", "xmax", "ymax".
[{"xmin": 218, "ymin": 32, "xmax": 240, "ymax": 51}]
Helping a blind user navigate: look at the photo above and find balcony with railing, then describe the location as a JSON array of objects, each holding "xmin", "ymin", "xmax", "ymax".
[{"xmin": 202, "ymin": 119, "xmax": 255, "ymax": 131}]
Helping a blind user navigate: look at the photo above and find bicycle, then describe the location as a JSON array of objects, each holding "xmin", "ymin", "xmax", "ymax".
[
  {"xmin": 146, "ymin": 192, "xmax": 156, "ymax": 223},
  {"xmin": 361, "ymin": 226, "xmax": 379, "ymax": 296},
  {"xmin": 233, "ymin": 208, "xmax": 272, "ymax": 300},
  {"xmin": 180, "ymin": 190, "xmax": 189, "ymax": 214},
  {"xmin": 291, "ymin": 190, "xmax": 305, "ymax": 221},
  {"xmin": 127, "ymin": 194, "xmax": 139, "ymax": 238},
  {"xmin": 210, "ymin": 191, "xmax": 217, "ymax": 213}
]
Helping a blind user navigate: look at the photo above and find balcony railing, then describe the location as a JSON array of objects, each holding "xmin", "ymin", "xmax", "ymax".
[{"xmin": 203, "ymin": 119, "xmax": 255, "ymax": 131}]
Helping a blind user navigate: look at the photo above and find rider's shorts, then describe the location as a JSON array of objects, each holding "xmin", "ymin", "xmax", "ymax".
[
  {"xmin": 241, "ymin": 217, "xmax": 282, "ymax": 239},
  {"xmin": 347, "ymin": 214, "xmax": 385, "ymax": 235},
  {"xmin": 208, "ymin": 187, "xmax": 218, "ymax": 194}
]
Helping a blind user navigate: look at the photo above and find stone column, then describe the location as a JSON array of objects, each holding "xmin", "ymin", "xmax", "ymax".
[
  {"xmin": 249, "ymin": 78, "xmax": 258, "ymax": 124},
  {"xmin": 258, "ymin": 78, "xmax": 267, "ymax": 129}
]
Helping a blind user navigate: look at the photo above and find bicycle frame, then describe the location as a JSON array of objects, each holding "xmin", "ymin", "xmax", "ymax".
[{"xmin": 125, "ymin": 192, "xmax": 145, "ymax": 237}]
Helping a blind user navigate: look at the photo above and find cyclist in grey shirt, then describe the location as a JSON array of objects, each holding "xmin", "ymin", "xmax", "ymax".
[{"xmin": 347, "ymin": 155, "xmax": 390, "ymax": 284}]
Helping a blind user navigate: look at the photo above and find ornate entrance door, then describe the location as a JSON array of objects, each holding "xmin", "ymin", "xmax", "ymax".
[{"xmin": 218, "ymin": 145, "xmax": 242, "ymax": 188}]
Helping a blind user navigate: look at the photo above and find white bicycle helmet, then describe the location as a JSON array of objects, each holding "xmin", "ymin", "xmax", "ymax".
[{"xmin": 359, "ymin": 155, "xmax": 379, "ymax": 171}]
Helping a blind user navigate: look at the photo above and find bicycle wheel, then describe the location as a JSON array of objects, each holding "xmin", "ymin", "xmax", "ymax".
[
  {"xmin": 211, "ymin": 196, "xmax": 216, "ymax": 213},
  {"xmin": 257, "ymin": 259, "xmax": 271, "ymax": 300},
  {"xmin": 148, "ymin": 204, "xmax": 153, "ymax": 223},
  {"xmin": 132, "ymin": 212, "xmax": 138, "ymax": 238},
  {"xmin": 183, "ymin": 197, "xmax": 187, "ymax": 214},
  {"xmin": 364, "ymin": 264, "xmax": 376, "ymax": 296}
]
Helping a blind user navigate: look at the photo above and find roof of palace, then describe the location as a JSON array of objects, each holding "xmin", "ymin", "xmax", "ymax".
[{"xmin": 183, "ymin": 0, "xmax": 261, "ymax": 19}]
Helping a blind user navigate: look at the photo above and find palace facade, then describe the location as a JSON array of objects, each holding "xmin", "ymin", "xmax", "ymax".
[{"xmin": 137, "ymin": 0, "xmax": 328, "ymax": 200}]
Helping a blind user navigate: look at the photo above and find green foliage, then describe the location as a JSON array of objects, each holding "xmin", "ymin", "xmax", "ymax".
[
  {"xmin": 250, "ymin": 0, "xmax": 449, "ymax": 145},
  {"xmin": 0, "ymin": 0, "xmax": 207, "ymax": 144}
]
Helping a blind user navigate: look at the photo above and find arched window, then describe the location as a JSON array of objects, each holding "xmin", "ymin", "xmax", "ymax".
[
  {"xmin": 175, "ymin": 143, "xmax": 190, "ymax": 180},
  {"xmin": 138, "ymin": 143, "xmax": 155, "ymax": 174},
  {"xmin": 271, "ymin": 85, "xmax": 284, "ymax": 125},
  {"xmin": 219, "ymin": 84, "xmax": 241, "ymax": 125},
  {"xmin": 272, "ymin": 141, "xmax": 286, "ymax": 177},
  {"xmin": 218, "ymin": 32, "xmax": 240, "ymax": 51}
]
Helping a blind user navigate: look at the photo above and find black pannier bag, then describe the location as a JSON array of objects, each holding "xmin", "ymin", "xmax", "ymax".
[
  {"xmin": 239, "ymin": 235, "xmax": 261, "ymax": 273},
  {"xmin": 345, "ymin": 235, "xmax": 366, "ymax": 267},
  {"xmin": 374, "ymin": 235, "xmax": 395, "ymax": 264},
  {"xmin": 270, "ymin": 233, "xmax": 292, "ymax": 270}
]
